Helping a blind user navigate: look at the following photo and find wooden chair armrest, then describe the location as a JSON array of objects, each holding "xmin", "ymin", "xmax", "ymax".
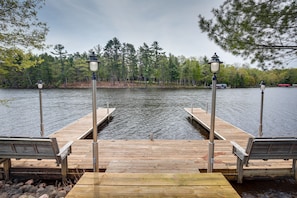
[
  {"xmin": 57, "ymin": 141, "xmax": 73, "ymax": 160},
  {"xmin": 231, "ymin": 141, "xmax": 248, "ymax": 162}
]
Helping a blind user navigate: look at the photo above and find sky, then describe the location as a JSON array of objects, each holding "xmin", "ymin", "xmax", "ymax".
[{"xmin": 37, "ymin": 0, "xmax": 248, "ymax": 66}]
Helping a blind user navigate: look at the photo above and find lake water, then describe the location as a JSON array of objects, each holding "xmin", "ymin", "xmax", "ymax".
[
  {"xmin": 0, "ymin": 87, "xmax": 296, "ymax": 139},
  {"xmin": 0, "ymin": 87, "xmax": 297, "ymax": 197}
]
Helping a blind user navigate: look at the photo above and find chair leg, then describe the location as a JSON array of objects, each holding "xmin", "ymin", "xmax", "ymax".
[
  {"xmin": 237, "ymin": 157, "xmax": 244, "ymax": 183},
  {"xmin": 61, "ymin": 157, "xmax": 68, "ymax": 182},
  {"xmin": 3, "ymin": 159, "xmax": 11, "ymax": 181},
  {"xmin": 293, "ymin": 159, "xmax": 296, "ymax": 181}
]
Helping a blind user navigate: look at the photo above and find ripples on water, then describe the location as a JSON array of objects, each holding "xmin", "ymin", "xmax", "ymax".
[
  {"xmin": 99, "ymin": 89, "xmax": 205, "ymax": 140},
  {"xmin": 0, "ymin": 87, "xmax": 296, "ymax": 139}
]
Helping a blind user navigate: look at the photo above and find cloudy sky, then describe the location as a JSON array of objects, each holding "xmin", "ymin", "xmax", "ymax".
[{"xmin": 38, "ymin": 0, "xmax": 247, "ymax": 65}]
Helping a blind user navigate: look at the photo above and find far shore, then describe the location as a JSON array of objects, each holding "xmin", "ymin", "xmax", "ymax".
[{"xmin": 58, "ymin": 81, "xmax": 210, "ymax": 89}]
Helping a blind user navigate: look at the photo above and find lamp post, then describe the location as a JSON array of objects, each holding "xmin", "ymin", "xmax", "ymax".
[
  {"xmin": 258, "ymin": 81, "xmax": 265, "ymax": 137},
  {"xmin": 208, "ymin": 53, "xmax": 222, "ymax": 173},
  {"xmin": 37, "ymin": 80, "xmax": 44, "ymax": 137},
  {"xmin": 88, "ymin": 52, "xmax": 99, "ymax": 172}
]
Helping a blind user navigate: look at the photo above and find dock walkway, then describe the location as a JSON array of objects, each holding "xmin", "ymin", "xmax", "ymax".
[
  {"xmin": 1, "ymin": 106, "xmax": 294, "ymax": 197},
  {"xmin": 2, "ymin": 107, "xmax": 293, "ymax": 176},
  {"xmin": 184, "ymin": 107, "xmax": 252, "ymax": 146},
  {"xmin": 50, "ymin": 107, "xmax": 115, "ymax": 143}
]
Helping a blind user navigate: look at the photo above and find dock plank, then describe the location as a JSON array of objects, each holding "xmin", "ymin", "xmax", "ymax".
[
  {"xmin": 185, "ymin": 107, "xmax": 252, "ymax": 146},
  {"xmin": 49, "ymin": 108, "xmax": 115, "ymax": 142},
  {"xmin": 66, "ymin": 172, "xmax": 240, "ymax": 198}
]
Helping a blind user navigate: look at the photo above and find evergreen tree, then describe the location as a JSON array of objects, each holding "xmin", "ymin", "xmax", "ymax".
[
  {"xmin": 198, "ymin": 0, "xmax": 297, "ymax": 68},
  {"xmin": 104, "ymin": 37, "xmax": 121, "ymax": 84},
  {"xmin": 138, "ymin": 43, "xmax": 152, "ymax": 84},
  {"xmin": 51, "ymin": 44, "xmax": 68, "ymax": 87}
]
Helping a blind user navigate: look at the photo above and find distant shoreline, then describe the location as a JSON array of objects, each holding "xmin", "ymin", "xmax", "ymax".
[
  {"xmin": 1, "ymin": 81, "xmax": 296, "ymax": 89},
  {"xmin": 57, "ymin": 81, "xmax": 209, "ymax": 89}
]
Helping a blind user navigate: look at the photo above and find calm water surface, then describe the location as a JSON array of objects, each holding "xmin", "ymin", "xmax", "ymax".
[{"xmin": 0, "ymin": 88, "xmax": 296, "ymax": 138}]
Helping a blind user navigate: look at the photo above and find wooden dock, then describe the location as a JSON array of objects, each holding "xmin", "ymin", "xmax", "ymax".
[
  {"xmin": 1, "ymin": 107, "xmax": 295, "ymax": 197},
  {"xmin": 49, "ymin": 107, "xmax": 116, "ymax": 142},
  {"xmin": 184, "ymin": 108, "xmax": 294, "ymax": 177},
  {"xmin": 184, "ymin": 107, "xmax": 253, "ymax": 147},
  {"xmin": 66, "ymin": 172, "xmax": 240, "ymax": 198}
]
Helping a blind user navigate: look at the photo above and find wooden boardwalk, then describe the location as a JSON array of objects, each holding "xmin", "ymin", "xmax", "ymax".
[
  {"xmin": 1, "ymin": 106, "xmax": 295, "ymax": 197},
  {"xmin": 66, "ymin": 172, "xmax": 240, "ymax": 198},
  {"xmin": 2, "ymin": 107, "xmax": 293, "ymax": 176}
]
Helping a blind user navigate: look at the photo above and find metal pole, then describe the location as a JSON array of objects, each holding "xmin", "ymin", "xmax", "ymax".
[
  {"xmin": 39, "ymin": 89, "xmax": 44, "ymax": 137},
  {"xmin": 107, "ymin": 102, "xmax": 109, "ymax": 114},
  {"xmin": 208, "ymin": 74, "xmax": 217, "ymax": 173},
  {"xmin": 92, "ymin": 72, "xmax": 99, "ymax": 172},
  {"xmin": 258, "ymin": 90, "xmax": 264, "ymax": 137}
]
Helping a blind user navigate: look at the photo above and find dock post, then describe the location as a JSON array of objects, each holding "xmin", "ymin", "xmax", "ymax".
[
  {"xmin": 92, "ymin": 72, "xmax": 99, "ymax": 172},
  {"xmin": 88, "ymin": 52, "xmax": 99, "ymax": 172},
  {"xmin": 207, "ymin": 52, "xmax": 222, "ymax": 173},
  {"xmin": 258, "ymin": 81, "xmax": 265, "ymax": 137},
  {"xmin": 37, "ymin": 80, "xmax": 44, "ymax": 137},
  {"xmin": 191, "ymin": 104, "xmax": 193, "ymax": 123},
  {"xmin": 107, "ymin": 102, "xmax": 110, "ymax": 121},
  {"xmin": 208, "ymin": 75, "xmax": 217, "ymax": 173}
]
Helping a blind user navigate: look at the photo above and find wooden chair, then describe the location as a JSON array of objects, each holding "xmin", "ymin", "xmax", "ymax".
[
  {"xmin": 0, "ymin": 136, "xmax": 73, "ymax": 181},
  {"xmin": 231, "ymin": 137, "xmax": 297, "ymax": 183}
]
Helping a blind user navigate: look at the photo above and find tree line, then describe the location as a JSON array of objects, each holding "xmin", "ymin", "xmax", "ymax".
[
  {"xmin": 1, "ymin": 0, "xmax": 296, "ymax": 89},
  {"xmin": 0, "ymin": 37, "xmax": 296, "ymax": 89}
]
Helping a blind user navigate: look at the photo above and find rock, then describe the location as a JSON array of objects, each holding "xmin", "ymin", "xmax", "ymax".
[
  {"xmin": 38, "ymin": 185, "xmax": 58, "ymax": 198},
  {"xmin": 19, "ymin": 195, "xmax": 35, "ymax": 198},
  {"xmin": 39, "ymin": 183, "xmax": 47, "ymax": 188},
  {"xmin": 0, "ymin": 179, "xmax": 72, "ymax": 198},
  {"xmin": 25, "ymin": 179, "xmax": 34, "ymax": 185},
  {"xmin": 39, "ymin": 194, "xmax": 49, "ymax": 198},
  {"xmin": 20, "ymin": 184, "xmax": 38, "ymax": 193},
  {"xmin": 9, "ymin": 187, "xmax": 23, "ymax": 195},
  {"xmin": 16, "ymin": 182, "xmax": 25, "ymax": 188},
  {"xmin": 0, "ymin": 192, "xmax": 8, "ymax": 198},
  {"xmin": 56, "ymin": 190, "xmax": 67, "ymax": 198},
  {"xmin": 0, "ymin": 180, "xmax": 4, "ymax": 188},
  {"xmin": 63, "ymin": 185, "xmax": 72, "ymax": 193},
  {"xmin": 36, "ymin": 187, "xmax": 46, "ymax": 197},
  {"xmin": 11, "ymin": 195, "xmax": 21, "ymax": 198}
]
